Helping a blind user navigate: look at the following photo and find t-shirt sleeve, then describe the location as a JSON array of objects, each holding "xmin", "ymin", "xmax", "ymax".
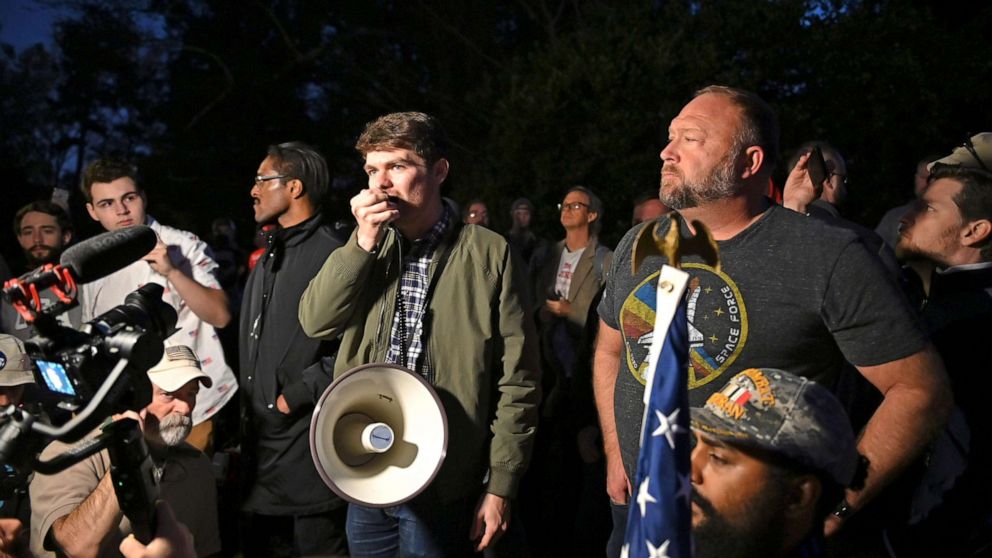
[
  {"xmin": 821, "ymin": 238, "xmax": 928, "ymax": 366},
  {"xmin": 30, "ymin": 442, "xmax": 110, "ymax": 554}
]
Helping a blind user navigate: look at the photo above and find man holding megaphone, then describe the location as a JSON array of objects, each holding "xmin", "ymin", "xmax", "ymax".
[{"xmin": 300, "ymin": 112, "xmax": 541, "ymax": 557}]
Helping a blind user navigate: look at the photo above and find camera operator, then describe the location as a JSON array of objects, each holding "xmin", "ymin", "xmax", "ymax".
[
  {"xmin": 29, "ymin": 346, "xmax": 220, "ymax": 558},
  {"xmin": 0, "ymin": 335, "xmax": 35, "ymax": 552}
]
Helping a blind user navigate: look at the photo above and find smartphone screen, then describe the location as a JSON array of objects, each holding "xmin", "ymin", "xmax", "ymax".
[
  {"xmin": 36, "ymin": 360, "xmax": 77, "ymax": 396},
  {"xmin": 807, "ymin": 146, "xmax": 829, "ymax": 188}
]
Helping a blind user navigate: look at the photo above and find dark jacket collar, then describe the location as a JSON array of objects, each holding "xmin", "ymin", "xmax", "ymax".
[{"xmin": 277, "ymin": 212, "xmax": 325, "ymax": 248}]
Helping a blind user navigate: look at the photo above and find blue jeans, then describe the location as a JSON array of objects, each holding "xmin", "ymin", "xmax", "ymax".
[{"xmin": 346, "ymin": 494, "xmax": 475, "ymax": 558}]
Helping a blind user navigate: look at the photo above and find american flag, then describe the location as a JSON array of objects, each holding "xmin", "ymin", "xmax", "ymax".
[{"xmin": 622, "ymin": 266, "xmax": 692, "ymax": 558}]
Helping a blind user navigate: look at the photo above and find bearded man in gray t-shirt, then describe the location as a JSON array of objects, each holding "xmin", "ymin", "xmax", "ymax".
[{"xmin": 592, "ymin": 85, "xmax": 952, "ymax": 558}]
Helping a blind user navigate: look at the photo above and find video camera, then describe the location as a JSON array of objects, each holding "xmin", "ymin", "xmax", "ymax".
[{"xmin": 0, "ymin": 225, "xmax": 176, "ymax": 543}]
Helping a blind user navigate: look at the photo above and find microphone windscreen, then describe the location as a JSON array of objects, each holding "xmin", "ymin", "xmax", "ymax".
[{"xmin": 61, "ymin": 226, "xmax": 157, "ymax": 284}]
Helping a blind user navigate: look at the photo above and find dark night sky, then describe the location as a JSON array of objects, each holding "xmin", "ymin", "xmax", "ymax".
[{"xmin": 0, "ymin": 0, "xmax": 60, "ymax": 52}]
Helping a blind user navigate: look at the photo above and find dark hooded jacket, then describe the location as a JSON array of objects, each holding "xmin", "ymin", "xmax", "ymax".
[{"xmin": 239, "ymin": 212, "xmax": 344, "ymax": 514}]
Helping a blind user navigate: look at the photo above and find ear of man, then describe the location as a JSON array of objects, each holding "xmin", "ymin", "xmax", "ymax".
[
  {"xmin": 288, "ymin": 178, "xmax": 306, "ymax": 200},
  {"xmin": 740, "ymin": 146, "xmax": 766, "ymax": 181},
  {"xmin": 961, "ymin": 219, "xmax": 992, "ymax": 248},
  {"xmin": 431, "ymin": 158, "xmax": 450, "ymax": 185}
]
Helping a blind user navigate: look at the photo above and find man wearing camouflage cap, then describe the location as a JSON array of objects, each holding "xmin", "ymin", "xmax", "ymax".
[{"xmin": 690, "ymin": 368, "xmax": 862, "ymax": 558}]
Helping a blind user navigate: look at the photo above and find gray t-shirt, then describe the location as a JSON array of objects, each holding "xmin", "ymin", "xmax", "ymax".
[{"xmin": 598, "ymin": 204, "xmax": 927, "ymax": 478}]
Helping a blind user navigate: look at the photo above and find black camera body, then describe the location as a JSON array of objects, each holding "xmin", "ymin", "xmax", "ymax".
[
  {"xmin": 0, "ymin": 281, "xmax": 179, "ymax": 543},
  {"xmin": 26, "ymin": 283, "xmax": 178, "ymax": 421}
]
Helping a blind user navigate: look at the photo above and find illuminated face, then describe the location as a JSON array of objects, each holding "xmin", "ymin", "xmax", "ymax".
[
  {"xmin": 144, "ymin": 380, "xmax": 199, "ymax": 447},
  {"xmin": 18, "ymin": 211, "xmax": 71, "ymax": 266},
  {"xmin": 559, "ymin": 190, "xmax": 596, "ymax": 230},
  {"xmin": 86, "ymin": 177, "xmax": 147, "ymax": 231},
  {"xmin": 363, "ymin": 148, "xmax": 447, "ymax": 228},
  {"xmin": 659, "ymin": 93, "xmax": 743, "ymax": 210},
  {"xmin": 896, "ymin": 177, "xmax": 966, "ymax": 267},
  {"xmin": 690, "ymin": 433, "xmax": 791, "ymax": 558},
  {"xmin": 251, "ymin": 155, "xmax": 292, "ymax": 225}
]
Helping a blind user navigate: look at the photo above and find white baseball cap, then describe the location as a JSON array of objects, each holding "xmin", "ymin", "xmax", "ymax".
[{"xmin": 148, "ymin": 345, "xmax": 212, "ymax": 392}]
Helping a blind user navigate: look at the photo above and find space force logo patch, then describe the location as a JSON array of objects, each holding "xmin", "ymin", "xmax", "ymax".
[{"xmin": 619, "ymin": 263, "xmax": 748, "ymax": 390}]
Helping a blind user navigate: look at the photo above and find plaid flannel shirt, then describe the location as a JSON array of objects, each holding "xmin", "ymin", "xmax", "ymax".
[{"xmin": 385, "ymin": 211, "xmax": 450, "ymax": 373}]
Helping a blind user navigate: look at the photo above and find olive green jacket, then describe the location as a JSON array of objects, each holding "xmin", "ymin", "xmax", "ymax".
[{"xmin": 299, "ymin": 213, "xmax": 541, "ymax": 501}]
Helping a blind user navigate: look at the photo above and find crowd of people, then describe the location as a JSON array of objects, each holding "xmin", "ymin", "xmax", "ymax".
[{"xmin": 1, "ymin": 85, "xmax": 991, "ymax": 558}]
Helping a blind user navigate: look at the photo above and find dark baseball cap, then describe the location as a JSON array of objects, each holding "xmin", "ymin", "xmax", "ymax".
[{"xmin": 691, "ymin": 368, "xmax": 858, "ymax": 487}]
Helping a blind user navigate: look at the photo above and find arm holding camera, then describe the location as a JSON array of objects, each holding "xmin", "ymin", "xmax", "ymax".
[
  {"xmin": 50, "ymin": 471, "xmax": 123, "ymax": 558},
  {"xmin": 33, "ymin": 411, "xmax": 144, "ymax": 558}
]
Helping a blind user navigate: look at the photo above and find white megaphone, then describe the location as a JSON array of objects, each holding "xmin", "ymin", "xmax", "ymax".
[{"xmin": 310, "ymin": 363, "xmax": 448, "ymax": 507}]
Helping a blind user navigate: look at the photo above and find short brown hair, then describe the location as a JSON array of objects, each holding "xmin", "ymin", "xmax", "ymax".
[
  {"xmin": 355, "ymin": 112, "xmax": 449, "ymax": 164},
  {"xmin": 80, "ymin": 158, "xmax": 139, "ymax": 202},
  {"xmin": 931, "ymin": 165, "xmax": 992, "ymax": 261},
  {"xmin": 694, "ymin": 85, "xmax": 780, "ymax": 176}
]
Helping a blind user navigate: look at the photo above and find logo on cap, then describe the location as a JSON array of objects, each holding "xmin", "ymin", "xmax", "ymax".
[
  {"xmin": 164, "ymin": 345, "xmax": 197, "ymax": 363},
  {"xmin": 704, "ymin": 368, "xmax": 776, "ymax": 421},
  {"xmin": 0, "ymin": 351, "xmax": 6, "ymax": 370}
]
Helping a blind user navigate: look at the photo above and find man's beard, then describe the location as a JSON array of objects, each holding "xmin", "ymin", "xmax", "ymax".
[
  {"xmin": 157, "ymin": 413, "xmax": 192, "ymax": 447},
  {"xmin": 692, "ymin": 488, "xmax": 790, "ymax": 558},
  {"xmin": 894, "ymin": 225, "xmax": 955, "ymax": 268},
  {"xmin": 660, "ymin": 152, "xmax": 740, "ymax": 210},
  {"xmin": 24, "ymin": 244, "xmax": 61, "ymax": 267}
]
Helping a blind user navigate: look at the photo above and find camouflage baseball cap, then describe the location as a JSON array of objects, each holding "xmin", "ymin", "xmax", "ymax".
[{"xmin": 690, "ymin": 368, "xmax": 858, "ymax": 487}]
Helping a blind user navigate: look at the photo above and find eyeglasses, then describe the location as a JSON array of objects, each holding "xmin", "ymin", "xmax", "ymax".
[
  {"xmin": 558, "ymin": 201, "xmax": 589, "ymax": 212},
  {"xmin": 254, "ymin": 174, "xmax": 287, "ymax": 186},
  {"xmin": 830, "ymin": 172, "xmax": 848, "ymax": 186},
  {"xmin": 962, "ymin": 135, "xmax": 990, "ymax": 172}
]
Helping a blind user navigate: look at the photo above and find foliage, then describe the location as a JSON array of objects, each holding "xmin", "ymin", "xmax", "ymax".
[{"xmin": 1, "ymin": 0, "xmax": 990, "ymax": 265}]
